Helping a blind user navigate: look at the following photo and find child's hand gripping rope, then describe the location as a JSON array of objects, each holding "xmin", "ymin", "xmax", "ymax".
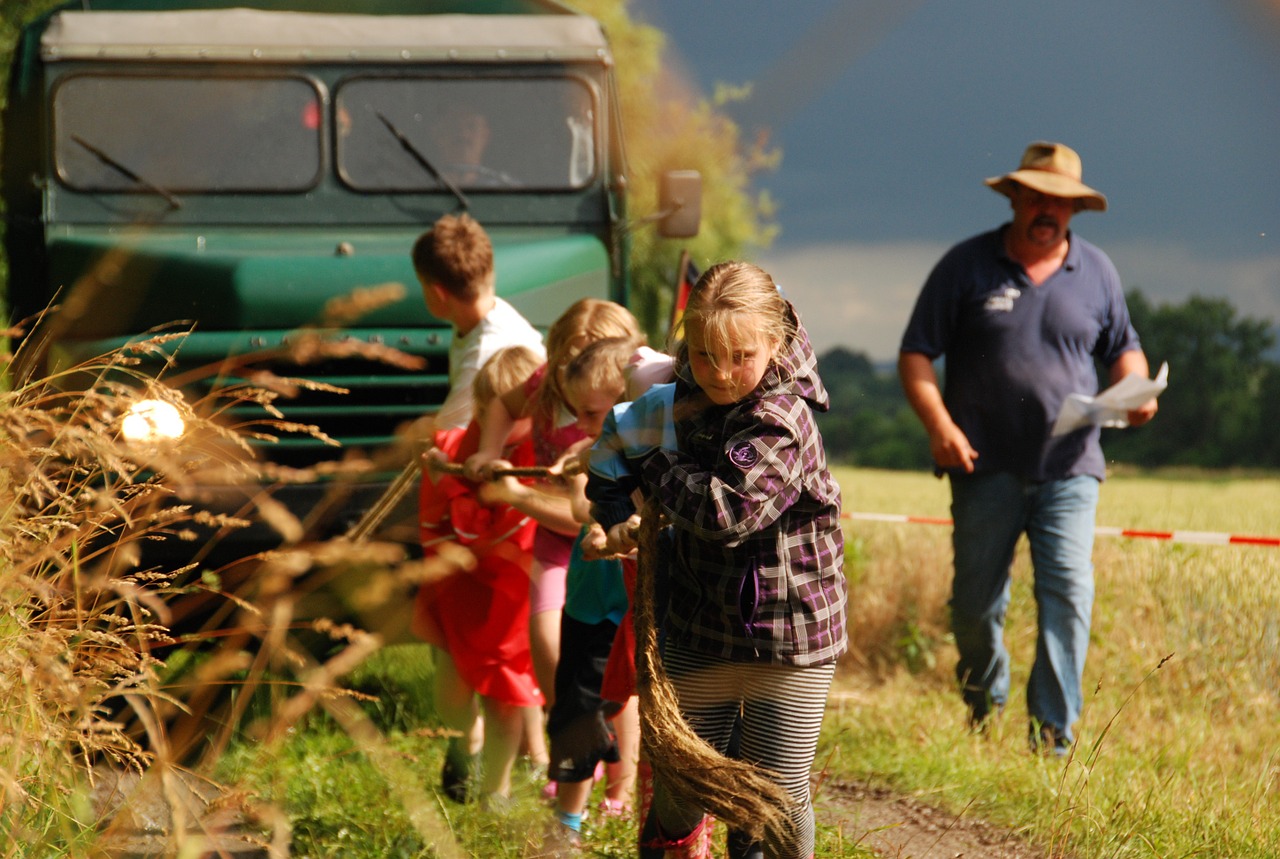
[
  {"xmin": 579, "ymin": 516, "xmax": 641, "ymax": 562},
  {"xmin": 425, "ymin": 453, "xmax": 585, "ymax": 481}
]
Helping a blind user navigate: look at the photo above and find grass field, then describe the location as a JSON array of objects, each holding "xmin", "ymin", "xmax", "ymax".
[
  {"xmin": 829, "ymin": 465, "xmax": 1280, "ymax": 858},
  {"xmin": 4, "ymin": 463, "xmax": 1278, "ymax": 857},
  {"xmin": 209, "ymin": 466, "xmax": 1280, "ymax": 858}
]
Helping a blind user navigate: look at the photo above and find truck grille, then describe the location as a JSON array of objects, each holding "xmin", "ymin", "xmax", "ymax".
[{"xmin": 170, "ymin": 350, "xmax": 450, "ymax": 469}]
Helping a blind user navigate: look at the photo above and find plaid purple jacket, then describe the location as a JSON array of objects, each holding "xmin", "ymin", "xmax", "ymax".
[{"xmin": 639, "ymin": 313, "xmax": 848, "ymax": 667}]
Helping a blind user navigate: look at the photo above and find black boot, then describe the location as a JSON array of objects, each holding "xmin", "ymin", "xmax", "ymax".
[
  {"xmin": 727, "ymin": 829, "xmax": 764, "ymax": 859},
  {"xmin": 638, "ymin": 808, "xmax": 666, "ymax": 859},
  {"xmin": 439, "ymin": 740, "xmax": 475, "ymax": 804}
]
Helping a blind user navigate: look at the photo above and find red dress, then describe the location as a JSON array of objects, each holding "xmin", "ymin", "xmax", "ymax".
[{"xmin": 413, "ymin": 424, "xmax": 544, "ymax": 708}]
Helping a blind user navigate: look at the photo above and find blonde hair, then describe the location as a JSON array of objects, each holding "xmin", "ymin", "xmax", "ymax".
[
  {"xmin": 562, "ymin": 336, "xmax": 637, "ymax": 407},
  {"xmin": 411, "ymin": 213, "xmax": 493, "ymax": 300},
  {"xmin": 473, "ymin": 344, "xmax": 542, "ymax": 422},
  {"xmin": 674, "ymin": 261, "xmax": 794, "ymax": 362},
  {"xmin": 533, "ymin": 299, "xmax": 642, "ymax": 426}
]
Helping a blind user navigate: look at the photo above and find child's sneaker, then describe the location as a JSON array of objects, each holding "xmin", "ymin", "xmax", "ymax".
[
  {"xmin": 597, "ymin": 797, "xmax": 629, "ymax": 819},
  {"xmin": 525, "ymin": 818, "xmax": 580, "ymax": 858},
  {"xmin": 440, "ymin": 752, "xmax": 475, "ymax": 804}
]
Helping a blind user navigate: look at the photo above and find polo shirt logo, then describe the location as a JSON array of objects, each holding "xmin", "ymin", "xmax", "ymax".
[
  {"xmin": 984, "ymin": 286, "xmax": 1021, "ymax": 312},
  {"xmin": 729, "ymin": 441, "xmax": 759, "ymax": 468}
]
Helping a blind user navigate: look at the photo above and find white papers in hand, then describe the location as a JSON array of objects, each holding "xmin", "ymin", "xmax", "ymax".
[{"xmin": 1050, "ymin": 362, "xmax": 1168, "ymax": 437}]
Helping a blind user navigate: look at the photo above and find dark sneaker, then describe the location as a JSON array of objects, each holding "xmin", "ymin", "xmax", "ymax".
[
  {"xmin": 441, "ymin": 753, "xmax": 475, "ymax": 803},
  {"xmin": 966, "ymin": 701, "xmax": 1004, "ymax": 734},
  {"xmin": 1030, "ymin": 723, "xmax": 1072, "ymax": 758}
]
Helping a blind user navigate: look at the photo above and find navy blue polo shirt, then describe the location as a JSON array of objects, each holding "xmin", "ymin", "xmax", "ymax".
[{"xmin": 900, "ymin": 225, "xmax": 1140, "ymax": 481}]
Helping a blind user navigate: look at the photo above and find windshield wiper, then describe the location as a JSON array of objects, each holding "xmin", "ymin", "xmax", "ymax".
[
  {"xmin": 72, "ymin": 135, "xmax": 182, "ymax": 210},
  {"xmin": 375, "ymin": 112, "xmax": 470, "ymax": 211}
]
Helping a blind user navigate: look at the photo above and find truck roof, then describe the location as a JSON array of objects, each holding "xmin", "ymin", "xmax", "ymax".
[{"xmin": 40, "ymin": 8, "xmax": 610, "ymax": 64}]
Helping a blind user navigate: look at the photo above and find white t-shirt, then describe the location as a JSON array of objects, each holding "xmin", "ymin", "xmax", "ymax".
[{"xmin": 435, "ymin": 297, "xmax": 546, "ymax": 430}]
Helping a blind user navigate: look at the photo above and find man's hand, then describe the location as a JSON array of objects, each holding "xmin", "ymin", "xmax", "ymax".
[
  {"xmin": 928, "ymin": 420, "xmax": 979, "ymax": 473},
  {"xmin": 899, "ymin": 351, "xmax": 978, "ymax": 473},
  {"xmin": 1127, "ymin": 397, "xmax": 1158, "ymax": 428},
  {"xmin": 1111, "ymin": 349, "xmax": 1158, "ymax": 428}
]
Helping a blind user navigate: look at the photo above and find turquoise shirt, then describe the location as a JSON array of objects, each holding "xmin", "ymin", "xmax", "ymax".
[{"xmin": 563, "ymin": 530, "xmax": 628, "ymax": 626}]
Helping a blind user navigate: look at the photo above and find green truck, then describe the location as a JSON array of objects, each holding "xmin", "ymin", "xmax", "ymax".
[{"xmin": 3, "ymin": 0, "xmax": 697, "ymax": 565}]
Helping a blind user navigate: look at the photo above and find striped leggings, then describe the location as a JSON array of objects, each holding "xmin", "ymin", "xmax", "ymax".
[{"xmin": 651, "ymin": 642, "xmax": 835, "ymax": 859}]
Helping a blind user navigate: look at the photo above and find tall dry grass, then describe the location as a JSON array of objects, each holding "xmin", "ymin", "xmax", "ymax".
[
  {"xmin": 828, "ymin": 465, "xmax": 1280, "ymax": 857},
  {"xmin": 0, "ymin": 325, "xmax": 274, "ymax": 853},
  {"xmin": 0, "ymin": 288, "xmax": 474, "ymax": 857}
]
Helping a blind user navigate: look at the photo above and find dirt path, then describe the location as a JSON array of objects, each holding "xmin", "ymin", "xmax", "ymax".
[
  {"xmin": 92, "ymin": 765, "xmax": 1057, "ymax": 858},
  {"xmin": 816, "ymin": 779, "xmax": 1054, "ymax": 859}
]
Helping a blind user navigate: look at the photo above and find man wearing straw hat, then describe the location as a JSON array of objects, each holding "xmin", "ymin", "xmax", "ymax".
[{"xmin": 898, "ymin": 141, "xmax": 1159, "ymax": 756}]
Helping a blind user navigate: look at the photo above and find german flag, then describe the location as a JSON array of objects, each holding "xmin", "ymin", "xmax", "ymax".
[{"xmin": 669, "ymin": 249, "xmax": 699, "ymax": 339}]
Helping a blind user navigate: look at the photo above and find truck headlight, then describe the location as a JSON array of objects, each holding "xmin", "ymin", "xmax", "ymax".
[{"xmin": 121, "ymin": 399, "xmax": 186, "ymax": 443}]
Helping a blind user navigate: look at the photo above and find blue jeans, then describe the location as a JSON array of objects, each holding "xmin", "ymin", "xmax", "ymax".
[{"xmin": 948, "ymin": 471, "xmax": 1099, "ymax": 743}]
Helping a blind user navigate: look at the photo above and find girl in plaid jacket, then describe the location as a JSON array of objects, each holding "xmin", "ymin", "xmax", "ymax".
[{"xmin": 587, "ymin": 261, "xmax": 847, "ymax": 859}]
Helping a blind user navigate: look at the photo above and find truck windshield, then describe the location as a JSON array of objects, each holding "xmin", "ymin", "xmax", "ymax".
[
  {"xmin": 53, "ymin": 75, "xmax": 322, "ymax": 193},
  {"xmin": 337, "ymin": 77, "xmax": 596, "ymax": 192},
  {"xmin": 51, "ymin": 74, "xmax": 596, "ymax": 195}
]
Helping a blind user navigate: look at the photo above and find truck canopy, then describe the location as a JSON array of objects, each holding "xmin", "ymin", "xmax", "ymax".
[{"xmin": 41, "ymin": 9, "xmax": 609, "ymax": 63}]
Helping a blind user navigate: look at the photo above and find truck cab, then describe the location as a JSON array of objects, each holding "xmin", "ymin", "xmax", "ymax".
[{"xmin": 3, "ymin": 0, "xmax": 690, "ymax": 562}]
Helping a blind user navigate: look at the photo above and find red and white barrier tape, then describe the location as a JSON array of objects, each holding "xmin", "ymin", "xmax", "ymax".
[{"xmin": 841, "ymin": 512, "xmax": 1280, "ymax": 548}]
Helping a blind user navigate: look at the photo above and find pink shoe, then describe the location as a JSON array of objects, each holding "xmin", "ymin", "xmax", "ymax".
[
  {"xmin": 541, "ymin": 780, "xmax": 558, "ymax": 801},
  {"xmin": 597, "ymin": 797, "xmax": 629, "ymax": 818}
]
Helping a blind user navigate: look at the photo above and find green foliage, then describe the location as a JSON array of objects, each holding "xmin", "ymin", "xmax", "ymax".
[
  {"xmin": 1108, "ymin": 289, "xmax": 1280, "ymax": 468},
  {"xmin": 216, "ymin": 645, "xmax": 878, "ymax": 859},
  {"xmin": 570, "ymin": 0, "xmax": 781, "ymax": 343},
  {"xmin": 827, "ymin": 466, "xmax": 1280, "ymax": 859},
  {"xmin": 344, "ymin": 643, "xmax": 438, "ymax": 732},
  {"xmin": 220, "ymin": 725, "xmax": 438, "ymax": 859},
  {"xmin": 816, "ymin": 291, "xmax": 1280, "ymax": 471},
  {"xmin": 815, "ymin": 347, "xmax": 932, "ymax": 469}
]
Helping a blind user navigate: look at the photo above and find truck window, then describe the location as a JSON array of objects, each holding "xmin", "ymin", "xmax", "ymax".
[
  {"xmin": 336, "ymin": 76, "xmax": 595, "ymax": 192},
  {"xmin": 53, "ymin": 75, "xmax": 323, "ymax": 193}
]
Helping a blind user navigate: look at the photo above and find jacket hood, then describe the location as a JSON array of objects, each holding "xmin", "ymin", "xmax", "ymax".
[{"xmin": 675, "ymin": 300, "xmax": 830, "ymax": 412}]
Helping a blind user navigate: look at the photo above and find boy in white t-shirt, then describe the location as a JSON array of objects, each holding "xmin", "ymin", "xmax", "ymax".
[
  {"xmin": 411, "ymin": 213, "xmax": 548, "ymax": 803},
  {"xmin": 412, "ymin": 213, "xmax": 546, "ymax": 431}
]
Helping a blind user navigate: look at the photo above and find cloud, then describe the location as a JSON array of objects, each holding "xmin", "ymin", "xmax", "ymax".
[
  {"xmin": 761, "ymin": 239, "xmax": 1280, "ymax": 362},
  {"xmin": 1107, "ymin": 240, "xmax": 1280, "ymax": 325},
  {"xmin": 759, "ymin": 241, "xmax": 946, "ymax": 362}
]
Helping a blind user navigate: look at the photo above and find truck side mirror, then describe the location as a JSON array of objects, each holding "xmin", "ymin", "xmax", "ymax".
[{"xmin": 657, "ymin": 170, "xmax": 701, "ymax": 238}]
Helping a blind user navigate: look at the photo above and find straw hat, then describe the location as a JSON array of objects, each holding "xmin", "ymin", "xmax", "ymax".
[{"xmin": 985, "ymin": 141, "xmax": 1107, "ymax": 212}]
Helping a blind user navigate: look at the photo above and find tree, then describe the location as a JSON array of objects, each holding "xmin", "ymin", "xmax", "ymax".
[
  {"xmin": 569, "ymin": 0, "xmax": 780, "ymax": 342},
  {"xmin": 814, "ymin": 347, "xmax": 932, "ymax": 470},
  {"xmin": 814, "ymin": 290, "xmax": 1280, "ymax": 473},
  {"xmin": 1107, "ymin": 289, "xmax": 1278, "ymax": 468}
]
